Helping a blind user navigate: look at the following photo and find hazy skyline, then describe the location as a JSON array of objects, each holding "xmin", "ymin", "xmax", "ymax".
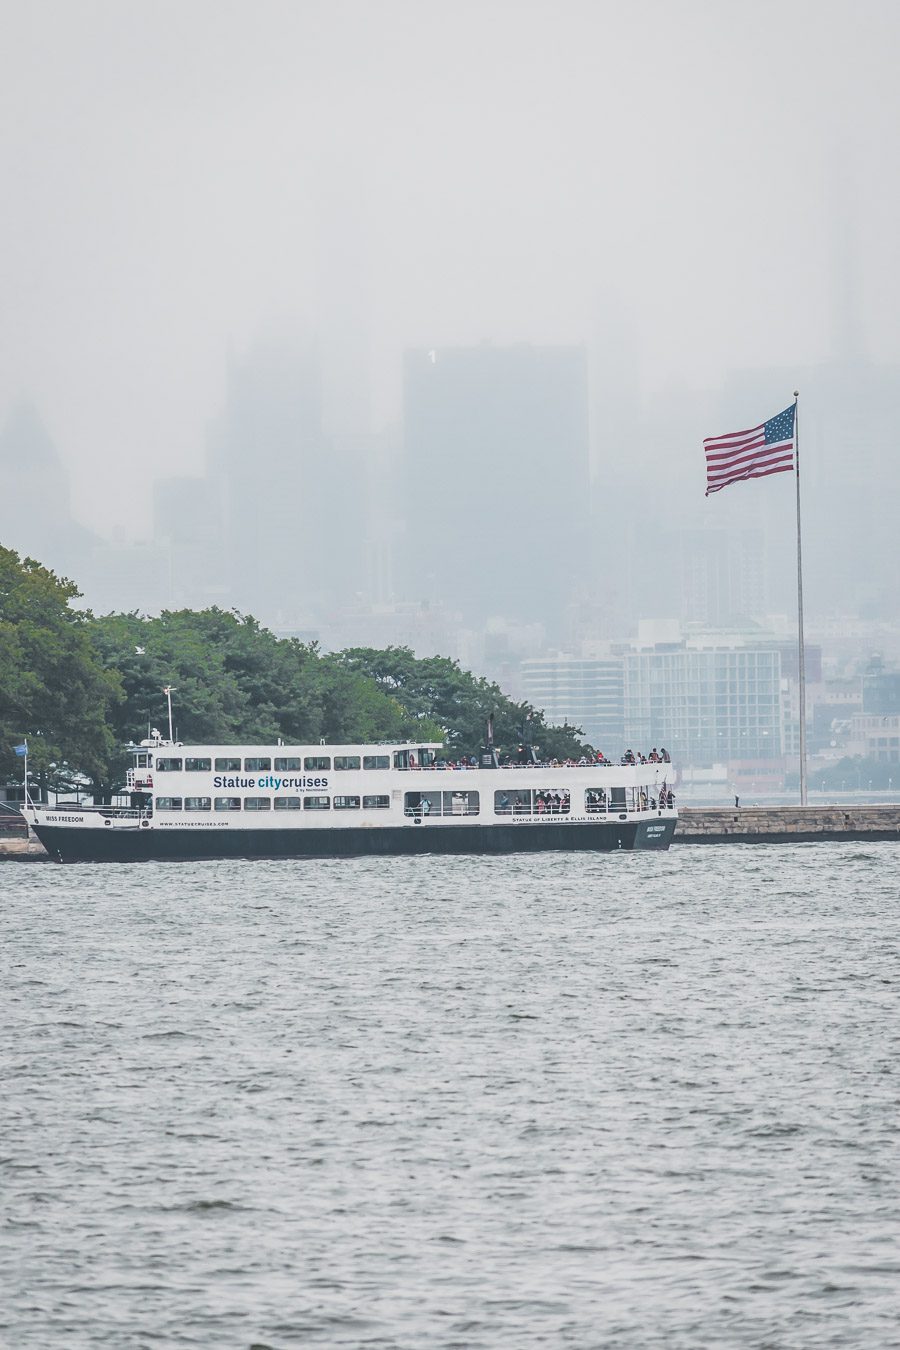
[{"xmin": 3, "ymin": 0, "xmax": 900, "ymax": 540}]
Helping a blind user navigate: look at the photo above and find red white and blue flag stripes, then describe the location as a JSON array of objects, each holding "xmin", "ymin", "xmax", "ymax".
[{"xmin": 704, "ymin": 403, "xmax": 795, "ymax": 496}]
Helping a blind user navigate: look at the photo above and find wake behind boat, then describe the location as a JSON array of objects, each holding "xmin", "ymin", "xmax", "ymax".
[{"xmin": 28, "ymin": 736, "xmax": 677, "ymax": 863}]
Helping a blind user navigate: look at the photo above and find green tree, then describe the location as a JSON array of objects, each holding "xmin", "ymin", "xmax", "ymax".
[
  {"xmin": 86, "ymin": 610, "xmax": 440, "ymax": 767},
  {"xmin": 336, "ymin": 646, "xmax": 591, "ymax": 759},
  {"xmin": 0, "ymin": 546, "xmax": 121, "ymax": 798}
]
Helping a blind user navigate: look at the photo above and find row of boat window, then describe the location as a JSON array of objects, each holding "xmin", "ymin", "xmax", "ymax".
[
  {"xmin": 152, "ymin": 787, "xmax": 639, "ymax": 815},
  {"xmin": 154, "ymin": 755, "xmax": 388, "ymax": 773},
  {"xmin": 155, "ymin": 795, "xmax": 391, "ymax": 811}
]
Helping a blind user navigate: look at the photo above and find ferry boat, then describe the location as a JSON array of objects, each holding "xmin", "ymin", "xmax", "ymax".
[{"xmin": 28, "ymin": 737, "xmax": 677, "ymax": 863}]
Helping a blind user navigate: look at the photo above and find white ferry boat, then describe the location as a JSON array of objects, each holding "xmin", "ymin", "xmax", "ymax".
[{"xmin": 28, "ymin": 737, "xmax": 677, "ymax": 863}]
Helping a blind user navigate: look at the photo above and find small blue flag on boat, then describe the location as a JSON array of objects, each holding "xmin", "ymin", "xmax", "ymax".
[{"xmin": 13, "ymin": 743, "xmax": 27, "ymax": 757}]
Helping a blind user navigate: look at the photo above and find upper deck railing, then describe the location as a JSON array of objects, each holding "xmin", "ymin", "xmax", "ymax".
[{"xmin": 395, "ymin": 759, "xmax": 672, "ymax": 772}]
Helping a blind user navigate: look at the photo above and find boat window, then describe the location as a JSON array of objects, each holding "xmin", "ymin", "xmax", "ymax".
[
  {"xmin": 244, "ymin": 758, "xmax": 271, "ymax": 772},
  {"xmin": 155, "ymin": 796, "xmax": 182, "ymax": 810},
  {"xmin": 185, "ymin": 758, "xmax": 211, "ymax": 772},
  {"xmin": 274, "ymin": 757, "xmax": 302, "ymax": 771},
  {"xmin": 334, "ymin": 756, "xmax": 361, "ymax": 770},
  {"xmin": 333, "ymin": 795, "xmax": 360, "ymax": 810},
  {"xmin": 404, "ymin": 791, "xmax": 441, "ymax": 817},
  {"xmin": 304, "ymin": 795, "xmax": 330, "ymax": 810},
  {"xmin": 403, "ymin": 790, "xmax": 479, "ymax": 818},
  {"xmin": 363, "ymin": 755, "xmax": 390, "ymax": 770},
  {"xmin": 362, "ymin": 794, "xmax": 390, "ymax": 809},
  {"xmin": 304, "ymin": 756, "xmax": 331, "ymax": 771},
  {"xmin": 215, "ymin": 757, "xmax": 241, "ymax": 772},
  {"xmin": 443, "ymin": 790, "xmax": 479, "ymax": 816},
  {"xmin": 184, "ymin": 797, "xmax": 211, "ymax": 811},
  {"xmin": 155, "ymin": 758, "xmax": 182, "ymax": 772},
  {"xmin": 215, "ymin": 797, "xmax": 241, "ymax": 811},
  {"xmin": 495, "ymin": 789, "xmax": 532, "ymax": 815},
  {"xmin": 133, "ymin": 753, "xmax": 150, "ymax": 768},
  {"xmin": 244, "ymin": 797, "xmax": 271, "ymax": 811},
  {"xmin": 585, "ymin": 789, "xmax": 607, "ymax": 814},
  {"xmin": 393, "ymin": 748, "xmax": 432, "ymax": 769},
  {"xmin": 274, "ymin": 796, "xmax": 302, "ymax": 810},
  {"xmin": 532, "ymin": 789, "xmax": 570, "ymax": 816}
]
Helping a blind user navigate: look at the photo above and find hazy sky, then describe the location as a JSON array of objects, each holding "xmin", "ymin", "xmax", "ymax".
[{"xmin": 2, "ymin": 0, "xmax": 899, "ymax": 534}]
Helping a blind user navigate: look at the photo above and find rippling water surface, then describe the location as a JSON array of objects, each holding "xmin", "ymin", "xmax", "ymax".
[{"xmin": 3, "ymin": 844, "xmax": 900, "ymax": 1348}]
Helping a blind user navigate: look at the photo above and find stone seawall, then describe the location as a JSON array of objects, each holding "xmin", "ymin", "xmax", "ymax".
[
  {"xmin": 0, "ymin": 832, "xmax": 48, "ymax": 860},
  {"xmin": 676, "ymin": 805, "xmax": 900, "ymax": 844}
]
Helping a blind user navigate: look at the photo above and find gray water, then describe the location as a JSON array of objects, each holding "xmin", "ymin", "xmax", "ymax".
[{"xmin": 2, "ymin": 845, "xmax": 899, "ymax": 1348}]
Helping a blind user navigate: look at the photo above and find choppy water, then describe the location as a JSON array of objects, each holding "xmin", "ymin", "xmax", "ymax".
[{"xmin": 2, "ymin": 844, "xmax": 900, "ymax": 1348}]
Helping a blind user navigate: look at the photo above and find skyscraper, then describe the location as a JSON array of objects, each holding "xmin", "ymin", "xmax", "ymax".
[
  {"xmin": 401, "ymin": 344, "xmax": 591, "ymax": 634},
  {"xmin": 206, "ymin": 331, "xmax": 364, "ymax": 620},
  {"xmin": 0, "ymin": 402, "xmax": 96, "ymax": 580}
]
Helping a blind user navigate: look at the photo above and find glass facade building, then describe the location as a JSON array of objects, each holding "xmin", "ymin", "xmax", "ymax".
[
  {"xmin": 520, "ymin": 656, "xmax": 624, "ymax": 749},
  {"xmin": 624, "ymin": 647, "xmax": 783, "ymax": 765}
]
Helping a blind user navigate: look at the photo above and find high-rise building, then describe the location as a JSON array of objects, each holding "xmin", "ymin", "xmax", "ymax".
[
  {"xmin": 520, "ymin": 654, "xmax": 624, "ymax": 750},
  {"xmin": 206, "ymin": 332, "xmax": 364, "ymax": 620},
  {"xmin": 0, "ymin": 402, "xmax": 96, "ymax": 580},
  {"xmin": 401, "ymin": 344, "xmax": 591, "ymax": 634},
  {"xmin": 862, "ymin": 670, "xmax": 900, "ymax": 716},
  {"xmin": 676, "ymin": 528, "xmax": 766, "ymax": 627},
  {"xmin": 206, "ymin": 334, "xmax": 322, "ymax": 615},
  {"xmin": 152, "ymin": 477, "xmax": 229, "ymax": 611},
  {"xmin": 624, "ymin": 642, "xmax": 783, "ymax": 766}
]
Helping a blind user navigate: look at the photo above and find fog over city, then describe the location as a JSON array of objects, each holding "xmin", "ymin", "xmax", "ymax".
[{"xmin": 2, "ymin": 1, "xmax": 900, "ymax": 752}]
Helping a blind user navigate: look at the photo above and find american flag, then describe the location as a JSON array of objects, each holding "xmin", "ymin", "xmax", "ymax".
[{"xmin": 704, "ymin": 404, "xmax": 795, "ymax": 496}]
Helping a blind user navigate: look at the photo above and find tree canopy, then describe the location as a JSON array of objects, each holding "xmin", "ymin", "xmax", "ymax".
[
  {"xmin": 1, "ymin": 546, "xmax": 588, "ymax": 798},
  {"xmin": 337, "ymin": 646, "xmax": 590, "ymax": 760},
  {"xmin": 0, "ymin": 546, "xmax": 120, "ymax": 790}
]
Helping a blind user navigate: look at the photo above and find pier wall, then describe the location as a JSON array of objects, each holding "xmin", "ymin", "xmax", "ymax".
[
  {"xmin": 0, "ymin": 832, "xmax": 47, "ymax": 860},
  {"xmin": 676, "ymin": 805, "xmax": 900, "ymax": 844}
]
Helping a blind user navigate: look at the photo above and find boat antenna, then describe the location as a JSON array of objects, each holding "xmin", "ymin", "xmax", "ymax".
[{"xmin": 162, "ymin": 686, "xmax": 176, "ymax": 743}]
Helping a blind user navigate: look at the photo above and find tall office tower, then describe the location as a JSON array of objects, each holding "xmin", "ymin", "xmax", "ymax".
[
  {"xmin": 862, "ymin": 669, "xmax": 900, "ymax": 716},
  {"xmin": 152, "ymin": 477, "xmax": 228, "ymax": 611},
  {"xmin": 0, "ymin": 402, "xmax": 96, "ymax": 579},
  {"xmin": 401, "ymin": 345, "xmax": 591, "ymax": 635},
  {"xmin": 677, "ymin": 528, "xmax": 766, "ymax": 627},
  {"xmin": 207, "ymin": 332, "xmax": 363, "ymax": 619}
]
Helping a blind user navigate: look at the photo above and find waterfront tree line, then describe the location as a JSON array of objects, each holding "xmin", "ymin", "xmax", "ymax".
[{"xmin": 0, "ymin": 545, "xmax": 590, "ymax": 800}]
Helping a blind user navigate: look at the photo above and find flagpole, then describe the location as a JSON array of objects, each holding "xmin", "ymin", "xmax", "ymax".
[
  {"xmin": 794, "ymin": 389, "xmax": 808, "ymax": 806},
  {"xmin": 23, "ymin": 739, "xmax": 30, "ymax": 811},
  {"xmin": 164, "ymin": 686, "xmax": 176, "ymax": 743}
]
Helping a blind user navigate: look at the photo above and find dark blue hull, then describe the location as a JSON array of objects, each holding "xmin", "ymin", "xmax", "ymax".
[{"xmin": 34, "ymin": 816, "xmax": 676, "ymax": 863}]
